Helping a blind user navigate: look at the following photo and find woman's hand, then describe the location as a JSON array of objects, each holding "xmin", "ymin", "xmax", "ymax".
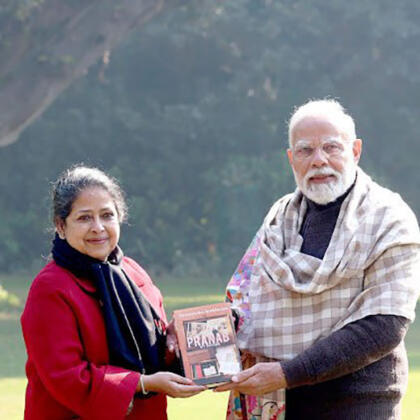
[
  {"xmin": 139, "ymin": 372, "xmax": 206, "ymax": 398},
  {"xmin": 213, "ymin": 362, "xmax": 287, "ymax": 395}
]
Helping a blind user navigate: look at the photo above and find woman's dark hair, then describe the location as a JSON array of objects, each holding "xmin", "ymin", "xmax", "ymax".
[{"xmin": 52, "ymin": 165, "xmax": 127, "ymax": 223}]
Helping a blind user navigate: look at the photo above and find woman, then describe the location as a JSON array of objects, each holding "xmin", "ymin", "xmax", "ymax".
[{"xmin": 21, "ymin": 165, "xmax": 204, "ymax": 419}]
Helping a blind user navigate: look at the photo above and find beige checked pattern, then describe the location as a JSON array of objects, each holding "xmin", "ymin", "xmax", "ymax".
[
  {"xmin": 227, "ymin": 169, "xmax": 420, "ymax": 420},
  {"xmin": 235, "ymin": 169, "xmax": 420, "ymax": 361}
]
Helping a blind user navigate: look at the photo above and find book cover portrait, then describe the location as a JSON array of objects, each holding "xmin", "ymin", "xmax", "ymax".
[{"xmin": 173, "ymin": 303, "xmax": 241, "ymax": 387}]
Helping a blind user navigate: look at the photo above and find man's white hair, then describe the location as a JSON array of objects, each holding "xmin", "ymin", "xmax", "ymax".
[{"xmin": 288, "ymin": 99, "xmax": 356, "ymax": 147}]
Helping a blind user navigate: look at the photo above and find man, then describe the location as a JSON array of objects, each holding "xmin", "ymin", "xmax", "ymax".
[{"xmin": 215, "ymin": 99, "xmax": 420, "ymax": 420}]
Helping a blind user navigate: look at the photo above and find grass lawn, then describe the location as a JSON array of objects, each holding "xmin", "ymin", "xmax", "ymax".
[{"xmin": 1, "ymin": 272, "xmax": 420, "ymax": 419}]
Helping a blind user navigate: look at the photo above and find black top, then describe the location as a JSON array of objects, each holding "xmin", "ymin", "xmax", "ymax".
[{"xmin": 299, "ymin": 188, "xmax": 350, "ymax": 259}]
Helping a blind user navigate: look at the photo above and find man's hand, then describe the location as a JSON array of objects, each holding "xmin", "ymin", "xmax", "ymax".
[
  {"xmin": 165, "ymin": 319, "xmax": 180, "ymax": 364},
  {"xmin": 140, "ymin": 372, "xmax": 206, "ymax": 398},
  {"xmin": 213, "ymin": 362, "xmax": 287, "ymax": 395}
]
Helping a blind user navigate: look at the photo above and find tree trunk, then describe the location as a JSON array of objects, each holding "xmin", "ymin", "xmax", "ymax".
[{"xmin": 0, "ymin": 0, "xmax": 165, "ymax": 147}]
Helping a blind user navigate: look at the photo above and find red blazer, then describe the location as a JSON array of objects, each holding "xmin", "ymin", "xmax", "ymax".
[{"xmin": 21, "ymin": 257, "xmax": 168, "ymax": 420}]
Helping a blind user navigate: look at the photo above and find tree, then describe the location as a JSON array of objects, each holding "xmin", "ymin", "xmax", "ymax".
[
  {"xmin": 1, "ymin": 0, "xmax": 420, "ymax": 275},
  {"xmin": 0, "ymin": 0, "xmax": 165, "ymax": 146}
]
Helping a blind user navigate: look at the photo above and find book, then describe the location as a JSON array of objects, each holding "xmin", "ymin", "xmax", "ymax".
[{"xmin": 173, "ymin": 302, "xmax": 242, "ymax": 387}]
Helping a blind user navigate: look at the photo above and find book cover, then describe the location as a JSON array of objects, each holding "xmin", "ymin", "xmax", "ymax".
[{"xmin": 173, "ymin": 302, "xmax": 242, "ymax": 387}]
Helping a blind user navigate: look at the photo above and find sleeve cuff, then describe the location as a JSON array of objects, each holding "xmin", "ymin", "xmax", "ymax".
[
  {"xmin": 88, "ymin": 367, "xmax": 140, "ymax": 419},
  {"xmin": 281, "ymin": 355, "xmax": 312, "ymax": 389}
]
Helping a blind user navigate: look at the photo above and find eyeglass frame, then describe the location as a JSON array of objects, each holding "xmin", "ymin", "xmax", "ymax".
[{"xmin": 290, "ymin": 136, "xmax": 353, "ymax": 161}]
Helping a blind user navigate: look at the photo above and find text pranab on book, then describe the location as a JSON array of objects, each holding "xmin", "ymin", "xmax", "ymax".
[{"xmin": 173, "ymin": 303, "xmax": 242, "ymax": 387}]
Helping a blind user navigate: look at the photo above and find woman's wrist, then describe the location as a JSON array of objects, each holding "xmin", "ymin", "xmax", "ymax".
[
  {"xmin": 140, "ymin": 374, "xmax": 149, "ymax": 395},
  {"xmin": 137, "ymin": 374, "xmax": 156, "ymax": 394},
  {"xmin": 136, "ymin": 375, "xmax": 147, "ymax": 393}
]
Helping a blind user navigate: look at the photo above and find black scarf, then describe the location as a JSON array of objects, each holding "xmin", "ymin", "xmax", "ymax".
[{"xmin": 51, "ymin": 235, "xmax": 166, "ymax": 377}]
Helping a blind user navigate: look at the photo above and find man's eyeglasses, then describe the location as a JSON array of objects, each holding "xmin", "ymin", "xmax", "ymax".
[{"xmin": 292, "ymin": 139, "xmax": 347, "ymax": 161}]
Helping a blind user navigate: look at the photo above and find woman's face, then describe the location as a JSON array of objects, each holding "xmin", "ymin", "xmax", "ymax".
[{"xmin": 56, "ymin": 187, "xmax": 120, "ymax": 261}]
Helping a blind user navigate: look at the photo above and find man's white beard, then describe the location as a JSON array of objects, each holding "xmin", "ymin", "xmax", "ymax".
[{"xmin": 294, "ymin": 164, "xmax": 356, "ymax": 205}]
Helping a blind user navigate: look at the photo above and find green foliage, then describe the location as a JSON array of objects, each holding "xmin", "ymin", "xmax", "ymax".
[
  {"xmin": 0, "ymin": 285, "xmax": 20, "ymax": 312},
  {"xmin": 14, "ymin": 0, "xmax": 45, "ymax": 21},
  {"xmin": 0, "ymin": 0, "xmax": 45, "ymax": 30},
  {"xmin": 1, "ymin": 0, "xmax": 420, "ymax": 275}
]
